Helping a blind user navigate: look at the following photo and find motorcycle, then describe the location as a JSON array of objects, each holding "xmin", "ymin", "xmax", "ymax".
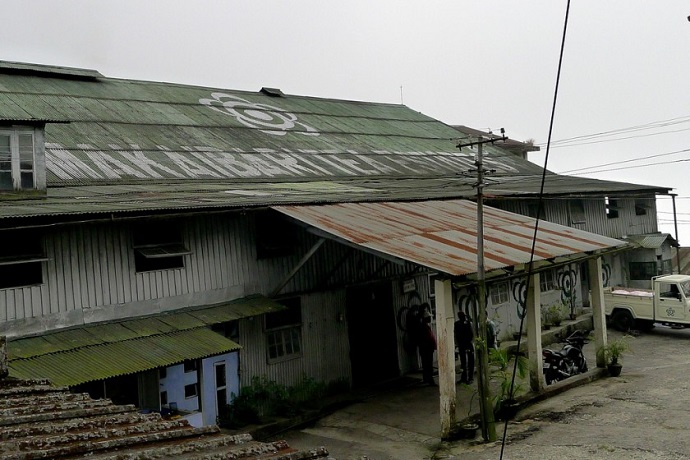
[{"xmin": 542, "ymin": 330, "xmax": 589, "ymax": 385}]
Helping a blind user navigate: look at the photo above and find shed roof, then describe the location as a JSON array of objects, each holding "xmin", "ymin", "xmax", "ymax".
[
  {"xmin": 0, "ymin": 61, "xmax": 671, "ymax": 220},
  {"xmin": 9, "ymin": 328, "xmax": 240, "ymax": 387},
  {"xmin": 6, "ymin": 294, "xmax": 284, "ymax": 385},
  {"xmin": 624, "ymin": 233, "xmax": 678, "ymax": 249},
  {"xmin": 275, "ymin": 199, "xmax": 627, "ymax": 277}
]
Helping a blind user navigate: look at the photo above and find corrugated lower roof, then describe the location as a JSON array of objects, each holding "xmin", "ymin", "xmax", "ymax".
[
  {"xmin": 275, "ymin": 199, "xmax": 628, "ymax": 277},
  {"xmin": 7, "ymin": 294, "xmax": 284, "ymax": 386},
  {"xmin": 9, "ymin": 328, "xmax": 240, "ymax": 387}
]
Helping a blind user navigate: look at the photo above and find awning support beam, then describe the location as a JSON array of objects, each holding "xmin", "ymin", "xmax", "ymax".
[{"xmin": 270, "ymin": 238, "xmax": 326, "ymax": 297}]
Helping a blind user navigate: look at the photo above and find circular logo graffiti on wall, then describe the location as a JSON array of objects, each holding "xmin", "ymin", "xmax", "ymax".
[{"xmin": 199, "ymin": 92, "xmax": 319, "ymax": 136}]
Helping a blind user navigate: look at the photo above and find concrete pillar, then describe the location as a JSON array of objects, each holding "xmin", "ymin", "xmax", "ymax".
[
  {"xmin": 526, "ymin": 272, "xmax": 544, "ymax": 391},
  {"xmin": 434, "ymin": 278, "xmax": 456, "ymax": 438},
  {"xmin": 588, "ymin": 257, "xmax": 608, "ymax": 367}
]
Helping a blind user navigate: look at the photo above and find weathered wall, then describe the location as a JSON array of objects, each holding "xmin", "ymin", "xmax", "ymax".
[{"xmin": 0, "ymin": 211, "xmax": 414, "ymax": 337}]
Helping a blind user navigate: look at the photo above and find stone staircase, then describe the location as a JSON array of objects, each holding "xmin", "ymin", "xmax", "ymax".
[{"xmin": 0, "ymin": 377, "xmax": 330, "ymax": 459}]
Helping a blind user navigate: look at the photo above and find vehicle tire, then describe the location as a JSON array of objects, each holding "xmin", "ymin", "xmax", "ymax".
[
  {"xmin": 612, "ymin": 309, "xmax": 635, "ymax": 332},
  {"xmin": 636, "ymin": 319, "xmax": 655, "ymax": 332}
]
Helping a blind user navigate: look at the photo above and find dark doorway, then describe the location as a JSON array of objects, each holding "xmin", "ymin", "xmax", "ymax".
[
  {"xmin": 346, "ymin": 281, "xmax": 400, "ymax": 387},
  {"xmin": 72, "ymin": 373, "xmax": 140, "ymax": 406}
]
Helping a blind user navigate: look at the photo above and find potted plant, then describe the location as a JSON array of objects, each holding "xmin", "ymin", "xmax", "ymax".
[
  {"xmin": 541, "ymin": 305, "xmax": 552, "ymax": 330},
  {"xmin": 489, "ymin": 348, "xmax": 528, "ymax": 420},
  {"xmin": 597, "ymin": 335, "xmax": 632, "ymax": 377},
  {"xmin": 454, "ymin": 384, "xmax": 480, "ymax": 439},
  {"xmin": 547, "ymin": 302, "xmax": 565, "ymax": 327}
]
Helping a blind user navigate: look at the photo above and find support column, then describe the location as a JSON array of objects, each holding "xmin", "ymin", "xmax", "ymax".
[
  {"xmin": 588, "ymin": 256, "xmax": 608, "ymax": 367},
  {"xmin": 435, "ymin": 278, "xmax": 456, "ymax": 439},
  {"xmin": 526, "ymin": 272, "xmax": 544, "ymax": 391}
]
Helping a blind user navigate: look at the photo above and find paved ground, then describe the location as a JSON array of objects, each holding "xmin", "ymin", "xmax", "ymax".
[{"xmin": 274, "ymin": 325, "xmax": 690, "ymax": 459}]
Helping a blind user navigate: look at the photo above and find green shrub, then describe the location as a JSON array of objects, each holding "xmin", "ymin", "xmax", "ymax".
[{"xmin": 218, "ymin": 375, "xmax": 343, "ymax": 429}]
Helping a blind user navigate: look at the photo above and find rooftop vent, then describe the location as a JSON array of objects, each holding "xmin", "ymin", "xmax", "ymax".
[
  {"xmin": 260, "ymin": 87, "xmax": 284, "ymax": 97},
  {"xmin": 0, "ymin": 61, "xmax": 103, "ymax": 81}
]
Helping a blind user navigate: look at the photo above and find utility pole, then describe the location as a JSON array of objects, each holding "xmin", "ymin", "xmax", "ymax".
[
  {"xmin": 457, "ymin": 130, "xmax": 506, "ymax": 442},
  {"xmin": 672, "ymin": 194, "xmax": 681, "ymax": 274}
]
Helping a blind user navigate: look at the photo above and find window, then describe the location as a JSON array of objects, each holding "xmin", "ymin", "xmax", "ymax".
[
  {"xmin": 490, "ymin": 282, "xmax": 509, "ymax": 305},
  {"xmin": 215, "ymin": 362, "xmax": 228, "ymax": 415},
  {"xmin": 255, "ymin": 210, "xmax": 298, "ymax": 259},
  {"xmin": 184, "ymin": 383, "xmax": 198, "ymax": 398},
  {"xmin": 634, "ymin": 199, "xmax": 648, "ymax": 216},
  {"xmin": 160, "ymin": 391, "xmax": 168, "ymax": 406},
  {"xmin": 658, "ymin": 282, "xmax": 681, "ymax": 299},
  {"xmin": 0, "ymin": 230, "xmax": 46, "ymax": 289},
  {"xmin": 605, "ymin": 197, "xmax": 619, "ymax": 219},
  {"xmin": 133, "ymin": 221, "xmax": 190, "ymax": 272},
  {"xmin": 629, "ymin": 262, "xmax": 657, "ymax": 280},
  {"xmin": 540, "ymin": 270, "xmax": 557, "ymax": 292},
  {"xmin": 0, "ymin": 128, "xmax": 37, "ymax": 190},
  {"xmin": 265, "ymin": 297, "xmax": 302, "ymax": 362},
  {"xmin": 183, "ymin": 360, "xmax": 198, "ymax": 373},
  {"xmin": 569, "ymin": 199, "xmax": 586, "ymax": 224}
]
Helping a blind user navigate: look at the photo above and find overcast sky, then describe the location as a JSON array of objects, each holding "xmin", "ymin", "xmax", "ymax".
[{"xmin": 3, "ymin": 1, "xmax": 690, "ymax": 242}]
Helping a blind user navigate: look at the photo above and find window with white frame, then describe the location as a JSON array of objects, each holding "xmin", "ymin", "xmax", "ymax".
[
  {"xmin": 605, "ymin": 197, "xmax": 619, "ymax": 219},
  {"xmin": 490, "ymin": 282, "xmax": 509, "ymax": 305},
  {"xmin": 540, "ymin": 270, "xmax": 557, "ymax": 292},
  {"xmin": 265, "ymin": 297, "xmax": 302, "ymax": 362},
  {"xmin": 0, "ymin": 128, "xmax": 38, "ymax": 190}
]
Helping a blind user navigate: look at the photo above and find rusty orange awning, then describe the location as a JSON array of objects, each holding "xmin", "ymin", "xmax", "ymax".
[{"xmin": 274, "ymin": 199, "xmax": 627, "ymax": 277}]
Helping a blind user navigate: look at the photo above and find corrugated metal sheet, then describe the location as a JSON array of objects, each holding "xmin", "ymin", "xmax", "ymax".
[
  {"xmin": 7, "ymin": 294, "xmax": 284, "ymax": 385},
  {"xmin": 0, "ymin": 62, "xmax": 670, "ymax": 219},
  {"xmin": 9, "ymin": 328, "xmax": 240, "ymax": 387},
  {"xmin": 625, "ymin": 233, "xmax": 676, "ymax": 249},
  {"xmin": 0, "ymin": 176, "xmax": 670, "ymax": 220},
  {"xmin": 275, "ymin": 199, "xmax": 628, "ymax": 276}
]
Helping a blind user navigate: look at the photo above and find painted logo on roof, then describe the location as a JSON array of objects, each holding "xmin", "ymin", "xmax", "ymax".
[{"xmin": 199, "ymin": 92, "xmax": 319, "ymax": 136}]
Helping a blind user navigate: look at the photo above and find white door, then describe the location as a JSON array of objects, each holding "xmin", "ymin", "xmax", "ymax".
[{"xmin": 201, "ymin": 352, "xmax": 239, "ymax": 426}]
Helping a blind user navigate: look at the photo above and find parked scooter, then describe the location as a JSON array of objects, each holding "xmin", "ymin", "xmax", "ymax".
[{"xmin": 542, "ymin": 330, "xmax": 589, "ymax": 385}]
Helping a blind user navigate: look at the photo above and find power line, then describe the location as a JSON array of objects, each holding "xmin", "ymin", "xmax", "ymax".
[
  {"xmin": 559, "ymin": 147, "xmax": 690, "ymax": 174},
  {"xmin": 501, "ymin": 1, "xmax": 571, "ymax": 458},
  {"xmin": 535, "ymin": 115, "xmax": 690, "ymax": 148},
  {"xmin": 564, "ymin": 158, "xmax": 690, "ymax": 176}
]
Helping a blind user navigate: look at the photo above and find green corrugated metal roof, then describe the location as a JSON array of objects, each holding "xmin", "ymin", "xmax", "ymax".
[
  {"xmin": 7, "ymin": 294, "xmax": 284, "ymax": 386},
  {"xmin": 9, "ymin": 328, "xmax": 240, "ymax": 387},
  {"xmin": 0, "ymin": 61, "xmax": 671, "ymax": 220}
]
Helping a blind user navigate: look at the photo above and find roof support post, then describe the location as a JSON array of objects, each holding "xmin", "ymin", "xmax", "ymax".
[
  {"xmin": 435, "ymin": 277, "xmax": 456, "ymax": 439},
  {"xmin": 588, "ymin": 256, "xmax": 608, "ymax": 367},
  {"xmin": 526, "ymin": 272, "xmax": 544, "ymax": 392}
]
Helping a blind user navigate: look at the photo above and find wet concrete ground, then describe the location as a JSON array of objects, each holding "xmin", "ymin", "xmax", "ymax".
[{"xmin": 275, "ymin": 325, "xmax": 690, "ymax": 459}]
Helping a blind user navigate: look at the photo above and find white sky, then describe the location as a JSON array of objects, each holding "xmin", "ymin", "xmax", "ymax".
[{"xmin": 2, "ymin": 1, "xmax": 690, "ymax": 242}]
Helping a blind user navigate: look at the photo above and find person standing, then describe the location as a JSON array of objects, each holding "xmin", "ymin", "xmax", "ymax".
[
  {"xmin": 454, "ymin": 311, "xmax": 475, "ymax": 384},
  {"xmin": 418, "ymin": 305, "xmax": 437, "ymax": 386}
]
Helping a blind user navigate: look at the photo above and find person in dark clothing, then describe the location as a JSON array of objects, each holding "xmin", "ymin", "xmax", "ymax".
[
  {"xmin": 454, "ymin": 311, "xmax": 475, "ymax": 384},
  {"xmin": 418, "ymin": 306, "xmax": 437, "ymax": 386}
]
